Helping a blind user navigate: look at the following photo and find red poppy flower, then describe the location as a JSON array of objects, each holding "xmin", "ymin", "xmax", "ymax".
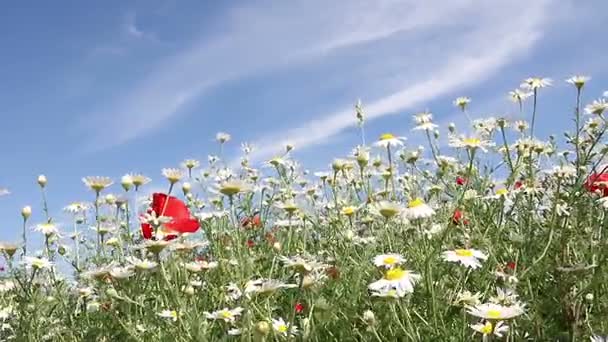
[
  {"xmin": 506, "ymin": 261, "xmax": 517, "ymax": 270},
  {"xmin": 452, "ymin": 209, "xmax": 463, "ymax": 225},
  {"xmin": 246, "ymin": 239, "xmax": 255, "ymax": 248},
  {"xmin": 295, "ymin": 302, "xmax": 304, "ymax": 314},
  {"xmin": 585, "ymin": 172, "xmax": 608, "ymax": 196},
  {"xmin": 456, "ymin": 176, "xmax": 467, "ymax": 186},
  {"xmin": 141, "ymin": 193, "xmax": 200, "ymax": 240},
  {"xmin": 514, "ymin": 180, "xmax": 523, "ymax": 190},
  {"xmin": 241, "ymin": 212, "xmax": 262, "ymax": 229}
]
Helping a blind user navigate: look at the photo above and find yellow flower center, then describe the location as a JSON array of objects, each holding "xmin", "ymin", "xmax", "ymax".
[
  {"xmin": 379, "ymin": 208, "xmax": 398, "ymax": 218},
  {"xmin": 480, "ymin": 322, "xmax": 493, "ymax": 334},
  {"xmin": 463, "ymin": 138, "xmax": 480, "ymax": 146},
  {"xmin": 220, "ymin": 185, "xmax": 241, "ymax": 196},
  {"xmin": 486, "ymin": 309, "xmax": 502, "ymax": 319},
  {"xmin": 385, "ymin": 267, "xmax": 407, "ymax": 281},
  {"xmin": 408, "ymin": 198, "xmax": 424, "ymax": 208},
  {"xmin": 221, "ymin": 311, "xmax": 233, "ymax": 319},
  {"xmin": 455, "ymin": 249, "xmax": 473, "ymax": 257},
  {"xmin": 277, "ymin": 325, "xmax": 288, "ymax": 333},
  {"xmin": 383, "ymin": 256, "xmax": 398, "ymax": 265},
  {"xmin": 496, "ymin": 188, "xmax": 508, "ymax": 196},
  {"xmin": 342, "ymin": 207, "xmax": 355, "ymax": 216},
  {"xmin": 379, "ymin": 133, "xmax": 395, "ymax": 141}
]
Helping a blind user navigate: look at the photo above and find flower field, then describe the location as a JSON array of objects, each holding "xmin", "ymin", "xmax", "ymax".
[{"xmin": 2, "ymin": 76, "xmax": 608, "ymax": 341}]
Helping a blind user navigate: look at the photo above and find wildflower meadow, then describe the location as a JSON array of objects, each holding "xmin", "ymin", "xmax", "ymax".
[{"xmin": 2, "ymin": 76, "xmax": 608, "ymax": 341}]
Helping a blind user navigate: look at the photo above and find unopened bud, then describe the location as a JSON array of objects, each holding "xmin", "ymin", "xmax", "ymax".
[
  {"xmin": 37, "ymin": 175, "xmax": 47, "ymax": 188},
  {"xmin": 255, "ymin": 321, "xmax": 270, "ymax": 336},
  {"xmin": 363, "ymin": 310, "xmax": 376, "ymax": 326},
  {"xmin": 121, "ymin": 175, "xmax": 133, "ymax": 192},
  {"xmin": 21, "ymin": 206, "xmax": 32, "ymax": 220},
  {"xmin": 182, "ymin": 182, "xmax": 191, "ymax": 195}
]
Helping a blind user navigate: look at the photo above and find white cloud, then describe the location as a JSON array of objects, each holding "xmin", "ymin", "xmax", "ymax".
[
  {"xmin": 244, "ymin": 0, "xmax": 553, "ymax": 163},
  {"xmin": 81, "ymin": 0, "xmax": 507, "ymax": 151}
]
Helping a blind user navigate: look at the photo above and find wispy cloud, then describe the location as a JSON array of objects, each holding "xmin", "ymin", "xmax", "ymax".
[
  {"xmin": 244, "ymin": 0, "xmax": 553, "ymax": 163},
  {"xmin": 124, "ymin": 12, "xmax": 156, "ymax": 41},
  {"xmin": 80, "ymin": 0, "xmax": 503, "ymax": 151}
]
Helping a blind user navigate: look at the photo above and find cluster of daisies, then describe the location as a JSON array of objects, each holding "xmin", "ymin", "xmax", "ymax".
[{"xmin": 0, "ymin": 76, "xmax": 608, "ymax": 340}]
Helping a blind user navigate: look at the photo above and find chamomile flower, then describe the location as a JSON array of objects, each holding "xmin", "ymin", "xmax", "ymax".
[
  {"xmin": 453, "ymin": 97, "xmax": 471, "ymax": 110},
  {"xmin": 566, "ymin": 75, "xmax": 590, "ymax": 89},
  {"xmin": 126, "ymin": 257, "xmax": 158, "ymax": 271},
  {"xmin": 373, "ymin": 254, "xmax": 405, "ymax": 269},
  {"xmin": 509, "ymin": 89, "xmax": 533, "ymax": 105},
  {"xmin": 442, "ymin": 248, "xmax": 488, "ymax": 269},
  {"xmin": 279, "ymin": 256, "xmax": 325, "ymax": 274},
  {"xmin": 521, "ymin": 77, "xmax": 552, "ymax": 90},
  {"xmin": 374, "ymin": 133, "xmax": 406, "ymax": 148},
  {"xmin": 129, "ymin": 173, "xmax": 151, "ymax": 189},
  {"xmin": 368, "ymin": 267, "xmax": 421, "ymax": 296},
  {"xmin": 371, "ymin": 201, "xmax": 403, "ymax": 219},
  {"xmin": 455, "ymin": 290, "xmax": 482, "ymax": 306},
  {"xmin": 205, "ymin": 307, "xmax": 244, "ymax": 323},
  {"xmin": 402, "ymin": 198, "xmax": 435, "ymax": 219},
  {"xmin": 244, "ymin": 279, "xmax": 297, "ymax": 297},
  {"xmin": 161, "ymin": 168, "xmax": 183, "ymax": 184},
  {"xmin": 449, "ymin": 136, "xmax": 494, "ymax": 152},
  {"xmin": 64, "ymin": 202, "xmax": 90, "ymax": 214},
  {"xmin": 23, "ymin": 256, "xmax": 53, "ymax": 270},
  {"xmin": 34, "ymin": 223, "xmax": 59, "ymax": 237},
  {"xmin": 157, "ymin": 309, "xmax": 178, "ymax": 321},
  {"xmin": 218, "ymin": 179, "xmax": 252, "ymax": 196},
  {"xmin": 585, "ymin": 99, "xmax": 608, "ymax": 115},
  {"xmin": 412, "ymin": 112, "xmax": 438, "ymax": 131},
  {"xmin": 272, "ymin": 317, "xmax": 298, "ymax": 337},
  {"xmin": 467, "ymin": 302, "xmax": 525, "ymax": 320},
  {"xmin": 181, "ymin": 159, "xmax": 200, "ymax": 170},
  {"xmin": 109, "ymin": 266, "xmax": 135, "ymax": 280},
  {"xmin": 216, "ymin": 132, "xmax": 231, "ymax": 144},
  {"xmin": 82, "ymin": 176, "xmax": 113, "ymax": 193},
  {"xmin": 470, "ymin": 320, "xmax": 509, "ymax": 340}
]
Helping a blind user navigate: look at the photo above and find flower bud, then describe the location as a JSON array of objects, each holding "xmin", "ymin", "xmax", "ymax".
[
  {"xmin": 21, "ymin": 206, "xmax": 32, "ymax": 220},
  {"xmin": 362, "ymin": 310, "xmax": 376, "ymax": 327},
  {"xmin": 121, "ymin": 175, "xmax": 133, "ymax": 192},
  {"xmin": 255, "ymin": 321, "xmax": 270, "ymax": 336},
  {"xmin": 585, "ymin": 293, "xmax": 594, "ymax": 302},
  {"xmin": 448, "ymin": 123, "xmax": 456, "ymax": 133},
  {"xmin": 272, "ymin": 242, "xmax": 282, "ymax": 252},
  {"xmin": 286, "ymin": 144, "xmax": 294, "ymax": 152},
  {"xmin": 182, "ymin": 182, "xmax": 191, "ymax": 195},
  {"xmin": 37, "ymin": 175, "xmax": 47, "ymax": 188}
]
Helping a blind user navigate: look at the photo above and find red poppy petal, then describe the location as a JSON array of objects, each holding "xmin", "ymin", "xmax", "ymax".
[
  {"xmin": 141, "ymin": 223, "xmax": 153, "ymax": 239},
  {"xmin": 152, "ymin": 193, "xmax": 192, "ymax": 220},
  {"xmin": 165, "ymin": 218, "xmax": 200, "ymax": 234}
]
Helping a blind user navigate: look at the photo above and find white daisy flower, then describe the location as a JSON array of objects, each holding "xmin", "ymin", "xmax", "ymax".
[
  {"xmin": 244, "ymin": 279, "xmax": 297, "ymax": 297},
  {"xmin": 82, "ymin": 176, "xmax": 113, "ymax": 193},
  {"xmin": 368, "ymin": 267, "xmax": 421, "ymax": 296},
  {"xmin": 449, "ymin": 136, "xmax": 494, "ymax": 152},
  {"xmin": 442, "ymin": 248, "xmax": 488, "ymax": 269},
  {"xmin": 585, "ymin": 99, "xmax": 608, "ymax": 115},
  {"xmin": 467, "ymin": 302, "xmax": 525, "ymax": 320},
  {"xmin": 453, "ymin": 97, "xmax": 471, "ymax": 110},
  {"xmin": 566, "ymin": 75, "xmax": 590, "ymax": 89},
  {"xmin": 470, "ymin": 320, "xmax": 509, "ymax": 339},
  {"xmin": 371, "ymin": 201, "xmax": 403, "ymax": 219},
  {"xmin": 591, "ymin": 335, "xmax": 608, "ymax": 342},
  {"xmin": 205, "ymin": 307, "xmax": 244, "ymax": 323},
  {"xmin": 157, "ymin": 309, "xmax": 178, "ymax": 321},
  {"xmin": 372, "ymin": 254, "xmax": 405, "ymax": 269},
  {"xmin": 402, "ymin": 198, "xmax": 435, "ymax": 219},
  {"xmin": 34, "ymin": 223, "xmax": 59, "ymax": 237},
  {"xmin": 521, "ymin": 77, "xmax": 552, "ymax": 90},
  {"xmin": 272, "ymin": 317, "xmax": 298, "ymax": 337},
  {"xmin": 23, "ymin": 256, "xmax": 53, "ymax": 270},
  {"xmin": 216, "ymin": 132, "xmax": 231, "ymax": 144},
  {"xmin": 161, "ymin": 168, "xmax": 183, "ymax": 184},
  {"xmin": 373, "ymin": 133, "xmax": 406, "ymax": 148}
]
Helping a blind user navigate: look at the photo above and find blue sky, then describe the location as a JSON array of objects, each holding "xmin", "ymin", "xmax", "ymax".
[{"xmin": 1, "ymin": 0, "xmax": 608, "ymax": 244}]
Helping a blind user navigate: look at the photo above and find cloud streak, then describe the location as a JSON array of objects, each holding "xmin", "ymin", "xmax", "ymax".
[
  {"xmin": 244, "ymin": 0, "xmax": 553, "ymax": 163},
  {"xmin": 80, "ymin": 0, "xmax": 502, "ymax": 151}
]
